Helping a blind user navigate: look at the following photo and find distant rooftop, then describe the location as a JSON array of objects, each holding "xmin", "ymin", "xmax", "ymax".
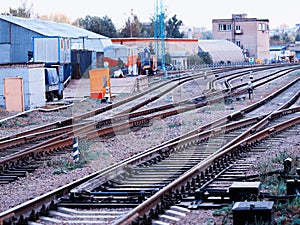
[
  {"xmin": 0, "ymin": 15, "xmax": 109, "ymax": 39},
  {"xmin": 212, "ymin": 14, "xmax": 269, "ymax": 23},
  {"xmin": 198, "ymin": 40, "xmax": 245, "ymax": 63}
]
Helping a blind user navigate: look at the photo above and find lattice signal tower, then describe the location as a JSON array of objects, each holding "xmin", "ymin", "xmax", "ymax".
[{"xmin": 154, "ymin": 0, "xmax": 166, "ymax": 76}]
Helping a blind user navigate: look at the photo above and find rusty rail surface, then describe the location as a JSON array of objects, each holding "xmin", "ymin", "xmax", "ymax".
[
  {"xmin": 0, "ymin": 106, "xmax": 299, "ymax": 225},
  {"xmin": 112, "ymin": 115, "xmax": 300, "ymax": 225},
  {"xmin": 0, "ymin": 65, "xmax": 299, "ymax": 224},
  {"xmin": 1, "ymin": 68, "xmax": 299, "ymax": 182}
]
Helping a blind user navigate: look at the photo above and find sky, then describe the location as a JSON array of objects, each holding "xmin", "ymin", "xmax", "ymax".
[{"xmin": 1, "ymin": 0, "xmax": 299, "ymax": 30}]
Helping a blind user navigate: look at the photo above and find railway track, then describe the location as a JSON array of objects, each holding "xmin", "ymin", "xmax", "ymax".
[
  {"xmin": 34, "ymin": 108, "xmax": 299, "ymax": 225},
  {"xmin": 1, "ymin": 65, "xmax": 296, "ymax": 146},
  {"xmin": 0, "ymin": 65, "xmax": 299, "ymax": 224},
  {"xmin": 1, "ymin": 65, "xmax": 298, "ymax": 184},
  {"xmin": 0, "ymin": 64, "xmax": 288, "ymax": 138}
]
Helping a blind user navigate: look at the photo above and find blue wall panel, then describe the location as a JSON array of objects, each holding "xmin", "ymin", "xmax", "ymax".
[
  {"xmin": 0, "ymin": 20, "xmax": 10, "ymax": 43},
  {"xmin": 10, "ymin": 25, "xmax": 41, "ymax": 63}
]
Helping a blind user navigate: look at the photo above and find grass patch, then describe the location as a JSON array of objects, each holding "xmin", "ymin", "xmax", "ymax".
[{"xmin": 48, "ymin": 138, "xmax": 95, "ymax": 174}]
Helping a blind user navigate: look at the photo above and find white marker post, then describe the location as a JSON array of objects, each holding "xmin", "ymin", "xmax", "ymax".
[{"xmin": 73, "ymin": 137, "xmax": 80, "ymax": 162}]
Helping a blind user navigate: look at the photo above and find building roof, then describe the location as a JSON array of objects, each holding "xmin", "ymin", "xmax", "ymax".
[
  {"xmin": 104, "ymin": 44, "xmax": 130, "ymax": 60},
  {"xmin": 0, "ymin": 15, "xmax": 109, "ymax": 39},
  {"xmin": 269, "ymin": 45, "xmax": 287, "ymax": 51},
  {"xmin": 198, "ymin": 40, "xmax": 245, "ymax": 63},
  {"xmin": 287, "ymin": 44, "xmax": 300, "ymax": 52}
]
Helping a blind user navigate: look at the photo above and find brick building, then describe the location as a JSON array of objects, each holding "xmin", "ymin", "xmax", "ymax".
[{"xmin": 212, "ymin": 14, "xmax": 270, "ymax": 62}]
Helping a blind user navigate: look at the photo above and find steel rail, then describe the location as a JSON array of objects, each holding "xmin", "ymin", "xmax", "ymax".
[
  {"xmin": 0, "ymin": 65, "xmax": 290, "ymax": 145},
  {"xmin": 0, "ymin": 96, "xmax": 299, "ymax": 225},
  {"xmin": 208, "ymin": 64, "xmax": 289, "ymax": 92},
  {"xmin": 0, "ymin": 119, "xmax": 73, "ymax": 143},
  {"xmin": 0, "ymin": 122, "xmax": 91, "ymax": 151},
  {"xmin": 112, "ymin": 115, "xmax": 300, "ymax": 225},
  {"xmin": 1, "ymin": 69, "xmax": 298, "ymax": 169},
  {"xmin": 1, "ymin": 68, "xmax": 298, "ymax": 179},
  {"xmin": 0, "ymin": 111, "xmax": 266, "ymax": 222}
]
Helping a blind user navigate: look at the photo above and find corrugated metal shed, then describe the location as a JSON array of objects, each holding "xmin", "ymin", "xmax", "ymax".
[
  {"xmin": 198, "ymin": 40, "xmax": 245, "ymax": 63},
  {"xmin": 0, "ymin": 15, "xmax": 109, "ymax": 39},
  {"xmin": 0, "ymin": 15, "xmax": 112, "ymax": 62}
]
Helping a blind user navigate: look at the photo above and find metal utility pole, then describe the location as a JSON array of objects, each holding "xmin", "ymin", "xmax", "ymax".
[{"xmin": 130, "ymin": 9, "xmax": 133, "ymax": 38}]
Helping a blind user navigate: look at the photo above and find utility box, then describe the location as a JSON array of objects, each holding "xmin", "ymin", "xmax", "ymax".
[
  {"xmin": 0, "ymin": 63, "xmax": 46, "ymax": 111},
  {"xmin": 89, "ymin": 68, "xmax": 111, "ymax": 99},
  {"xmin": 229, "ymin": 182, "xmax": 261, "ymax": 202},
  {"xmin": 232, "ymin": 201, "xmax": 274, "ymax": 225},
  {"xmin": 286, "ymin": 179, "xmax": 300, "ymax": 195}
]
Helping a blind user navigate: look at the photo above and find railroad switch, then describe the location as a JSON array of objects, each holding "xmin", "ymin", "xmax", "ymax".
[
  {"xmin": 229, "ymin": 181, "xmax": 261, "ymax": 202},
  {"xmin": 286, "ymin": 169, "xmax": 300, "ymax": 189},
  {"xmin": 232, "ymin": 201, "xmax": 274, "ymax": 225},
  {"xmin": 192, "ymin": 188, "xmax": 231, "ymax": 209}
]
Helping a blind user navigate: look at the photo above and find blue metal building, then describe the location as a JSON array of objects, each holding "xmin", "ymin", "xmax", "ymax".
[{"xmin": 0, "ymin": 15, "xmax": 113, "ymax": 111}]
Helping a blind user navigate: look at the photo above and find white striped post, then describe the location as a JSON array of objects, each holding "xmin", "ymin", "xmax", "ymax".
[{"xmin": 73, "ymin": 137, "xmax": 80, "ymax": 162}]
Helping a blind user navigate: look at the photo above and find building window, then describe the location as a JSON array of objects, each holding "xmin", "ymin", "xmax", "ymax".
[
  {"xmin": 219, "ymin": 24, "xmax": 232, "ymax": 31},
  {"xmin": 236, "ymin": 40, "xmax": 241, "ymax": 47},
  {"xmin": 235, "ymin": 25, "xmax": 241, "ymax": 31},
  {"xmin": 60, "ymin": 38, "xmax": 64, "ymax": 50},
  {"xmin": 66, "ymin": 39, "xmax": 70, "ymax": 49},
  {"xmin": 258, "ymin": 23, "xmax": 267, "ymax": 31}
]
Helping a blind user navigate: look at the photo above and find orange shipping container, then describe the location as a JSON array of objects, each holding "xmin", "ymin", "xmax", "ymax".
[{"xmin": 89, "ymin": 68, "xmax": 111, "ymax": 99}]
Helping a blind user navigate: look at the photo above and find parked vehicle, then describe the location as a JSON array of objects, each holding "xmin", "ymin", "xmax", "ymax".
[
  {"xmin": 44, "ymin": 66, "xmax": 63, "ymax": 102},
  {"xmin": 33, "ymin": 36, "xmax": 70, "ymax": 102},
  {"xmin": 137, "ymin": 48, "xmax": 157, "ymax": 75}
]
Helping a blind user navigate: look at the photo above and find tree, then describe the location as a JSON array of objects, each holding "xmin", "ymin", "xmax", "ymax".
[
  {"xmin": 75, "ymin": 15, "xmax": 117, "ymax": 38},
  {"xmin": 198, "ymin": 52, "xmax": 213, "ymax": 65},
  {"xmin": 165, "ymin": 15, "xmax": 184, "ymax": 38},
  {"xmin": 187, "ymin": 54, "xmax": 203, "ymax": 67},
  {"xmin": 140, "ymin": 21, "xmax": 153, "ymax": 38},
  {"xmin": 282, "ymin": 32, "xmax": 291, "ymax": 43},
  {"xmin": 100, "ymin": 16, "xmax": 118, "ymax": 38},
  {"xmin": 37, "ymin": 13, "xmax": 71, "ymax": 24},
  {"xmin": 119, "ymin": 14, "xmax": 141, "ymax": 38},
  {"xmin": 270, "ymin": 34, "xmax": 280, "ymax": 44},
  {"xmin": 2, "ymin": 1, "xmax": 32, "ymax": 18}
]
